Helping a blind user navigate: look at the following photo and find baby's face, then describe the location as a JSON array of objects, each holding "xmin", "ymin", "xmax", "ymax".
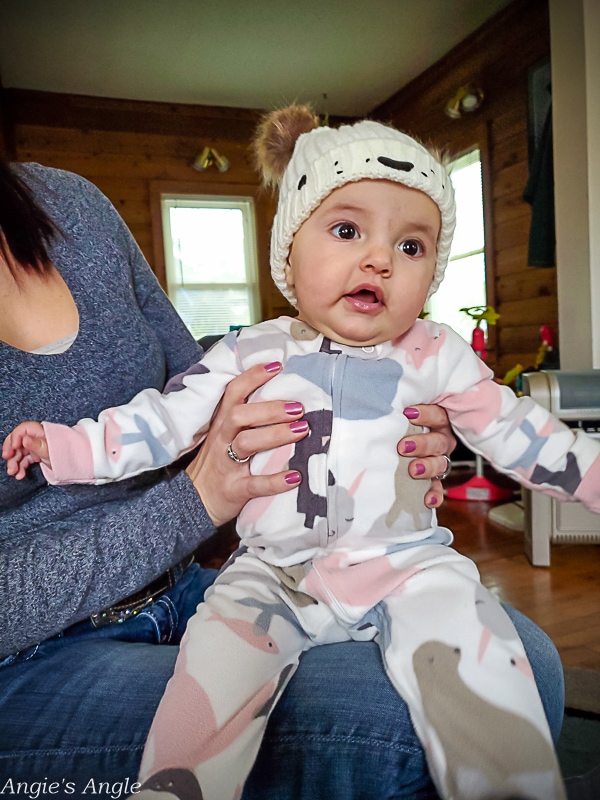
[{"xmin": 285, "ymin": 180, "xmax": 440, "ymax": 347}]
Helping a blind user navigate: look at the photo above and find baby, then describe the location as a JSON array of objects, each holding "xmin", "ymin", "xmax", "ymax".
[{"xmin": 5, "ymin": 106, "xmax": 599, "ymax": 800}]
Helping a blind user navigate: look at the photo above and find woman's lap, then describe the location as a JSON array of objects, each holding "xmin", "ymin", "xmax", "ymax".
[{"xmin": 0, "ymin": 566, "xmax": 564, "ymax": 800}]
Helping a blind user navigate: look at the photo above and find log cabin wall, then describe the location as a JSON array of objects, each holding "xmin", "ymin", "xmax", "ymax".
[
  {"xmin": 372, "ymin": 0, "xmax": 553, "ymax": 378},
  {"xmin": 2, "ymin": 89, "xmax": 289, "ymax": 321},
  {"xmin": 0, "ymin": 78, "xmax": 16, "ymax": 160}
]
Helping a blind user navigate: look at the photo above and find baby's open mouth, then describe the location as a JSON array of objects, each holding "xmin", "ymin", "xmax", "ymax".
[
  {"xmin": 351, "ymin": 289, "xmax": 379, "ymax": 303},
  {"xmin": 345, "ymin": 286, "xmax": 384, "ymax": 307}
]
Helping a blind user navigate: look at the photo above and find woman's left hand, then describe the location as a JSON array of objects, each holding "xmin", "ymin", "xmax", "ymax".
[
  {"xmin": 398, "ymin": 404, "xmax": 456, "ymax": 508},
  {"xmin": 185, "ymin": 363, "xmax": 309, "ymax": 528}
]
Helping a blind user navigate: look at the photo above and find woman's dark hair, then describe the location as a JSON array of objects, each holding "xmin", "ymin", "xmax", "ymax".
[{"xmin": 0, "ymin": 160, "xmax": 58, "ymax": 278}]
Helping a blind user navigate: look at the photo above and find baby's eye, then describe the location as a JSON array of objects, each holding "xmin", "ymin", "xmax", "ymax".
[
  {"xmin": 399, "ymin": 239, "xmax": 424, "ymax": 257},
  {"xmin": 332, "ymin": 222, "xmax": 359, "ymax": 240}
]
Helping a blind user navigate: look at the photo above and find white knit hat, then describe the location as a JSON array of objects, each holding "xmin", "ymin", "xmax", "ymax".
[{"xmin": 268, "ymin": 118, "xmax": 456, "ymax": 306}]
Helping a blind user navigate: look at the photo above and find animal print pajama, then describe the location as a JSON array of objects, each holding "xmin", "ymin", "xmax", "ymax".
[
  {"xmin": 138, "ymin": 545, "xmax": 565, "ymax": 800},
  {"xmin": 42, "ymin": 316, "xmax": 600, "ymax": 799}
]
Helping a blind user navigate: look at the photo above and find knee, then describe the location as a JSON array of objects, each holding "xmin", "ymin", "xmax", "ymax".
[
  {"xmin": 503, "ymin": 604, "xmax": 564, "ymax": 742},
  {"xmin": 245, "ymin": 643, "xmax": 435, "ymax": 799}
]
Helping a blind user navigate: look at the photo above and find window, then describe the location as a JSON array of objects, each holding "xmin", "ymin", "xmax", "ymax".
[
  {"xmin": 161, "ymin": 196, "xmax": 260, "ymax": 340},
  {"xmin": 426, "ymin": 149, "xmax": 487, "ymax": 342}
]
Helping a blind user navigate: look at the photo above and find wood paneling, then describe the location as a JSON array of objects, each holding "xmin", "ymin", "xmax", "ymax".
[
  {"xmin": 0, "ymin": 91, "xmax": 13, "ymax": 159},
  {"xmin": 371, "ymin": 0, "xmax": 553, "ymax": 378},
  {"xmin": 5, "ymin": 90, "xmax": 291, "ymax": 321},
  {"xmin": 16, "ymin": 126, "xmax": 259, "ymax": 183},
  {"xmin": 497, "ymin": 266, "xmax": 557, "ymax": 303},
  {"xmin": 9, "ymin": 89, "xmax": 261, "ymax": 140}
]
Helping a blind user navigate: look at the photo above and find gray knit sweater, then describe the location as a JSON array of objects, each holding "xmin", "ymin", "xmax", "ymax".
[{"xmin": 0, "ymin": 164, "xmax": 215, "ymax": 658}]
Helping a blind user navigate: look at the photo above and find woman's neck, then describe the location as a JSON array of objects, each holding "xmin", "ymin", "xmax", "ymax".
[{"xmin": 0, "ymin": 259, "xmax": 79, "ymax": 352}]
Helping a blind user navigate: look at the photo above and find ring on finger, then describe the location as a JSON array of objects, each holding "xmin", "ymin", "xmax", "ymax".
[
  {"xmin": 227, "ymin": 442, "xmax": 251, "ymax": 464},
  {"xmin": 435, "ymin": 454, "xmax": 452, "ymax": 481}
]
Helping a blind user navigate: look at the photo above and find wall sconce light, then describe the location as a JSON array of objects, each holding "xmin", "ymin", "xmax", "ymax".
[
  {"xmin": 193, "ymin": 146, "xmax": 230, "ymax": 173},
  {"xmin": 445, "ymin": 85, "xmax": 484, "ymax": 119}
]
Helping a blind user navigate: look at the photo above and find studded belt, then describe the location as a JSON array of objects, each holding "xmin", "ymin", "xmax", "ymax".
[{"xmin": 90, "ymin": 554, "xmax": 195, "ymax": 628}]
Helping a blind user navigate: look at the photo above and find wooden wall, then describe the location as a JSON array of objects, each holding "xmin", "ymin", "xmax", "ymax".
[
  {"xmin": 2, "ymin": 89, "xmax": 289, "ymax": 321},
  {"xmin": 372, "ymin": 0, "xmax": 554, "ymax": 378},
  {"xmin": 0, "ymin": 77, "xmax": 16, "ymax": 159}
]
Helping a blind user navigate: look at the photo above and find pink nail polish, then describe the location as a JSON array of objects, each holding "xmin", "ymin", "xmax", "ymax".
[
  {"xmin": 415, "ymin": 463, "xmax": 425, "ymax": 475},
  {"xmin": 403, "ymin": 440, "xmax": 416, "ymax": 453},
  {"xmin": 284, "ymin": 402, "xmax": 303, "ymax": 415},
  {"xmin": 404, "ymin": 407, "xmax": 419, "ymax": 420},
  {"xmin": 429, "ymin": 496, "xmax": 438, "ymax": 505},
  {"xmin": 285, "ymin": 471, "xmax": 301, "ymax": 484},
  {"xmin": 264, "ymin": 361, "xmax": 282, "ymax": 373},
  {"xmin": 289, "ymin": 420, "xmax": 309, "ymax": 433}
]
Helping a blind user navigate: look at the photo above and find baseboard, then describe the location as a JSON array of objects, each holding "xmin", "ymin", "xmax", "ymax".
[{"xmin": 564, "ymin": 667, "xmax": 600, "ymax": 715}]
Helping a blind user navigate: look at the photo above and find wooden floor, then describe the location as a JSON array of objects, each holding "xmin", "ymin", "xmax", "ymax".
[
  {"xmin": 198, "ymin": 465, "xmax": 600, "ymax": 674},
  {"xmin": 438, "ymin": 466, "xmax": 600, "ymax": 673}
]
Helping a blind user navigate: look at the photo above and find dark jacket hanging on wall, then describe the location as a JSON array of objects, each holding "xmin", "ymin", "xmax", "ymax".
[{"xmin": 523, "ymin": 104, "xmax": 555, "ymax": 267}]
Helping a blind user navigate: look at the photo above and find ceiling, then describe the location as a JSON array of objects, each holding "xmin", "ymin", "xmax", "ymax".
[{"xmin": 0, "ymin": 0, "xmax": 514, "ymax": 117}]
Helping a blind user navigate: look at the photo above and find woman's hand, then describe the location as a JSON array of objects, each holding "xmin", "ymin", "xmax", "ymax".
[
  {"xmin": 398, "ymin": 405, "xmax": 456, "ymax": 508},
  {"xmin": 186, "ymin": 362, "xmax": 309, "ymax": 528}
]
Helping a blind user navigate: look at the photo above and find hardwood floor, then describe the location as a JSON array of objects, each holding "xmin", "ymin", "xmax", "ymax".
[
  {"xmin": 438, "ymin": 467, "xmax": 600, "ymax": 673},
  {"xmin": 198, "ymin": 465, "xmax": 600, "ymax": 674}
]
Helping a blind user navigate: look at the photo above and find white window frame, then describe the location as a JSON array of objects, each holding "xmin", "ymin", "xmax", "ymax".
[
  {"xmin": 448, "ymin": 148, "xmax": 485, "ymax": 269},
  {"xmin": 425, "ymin": 147, "xmax": 487, "ymax": 341},
  {"xmin": 161, "ymin": 194, "xmax": 260, "ymax": 335}
]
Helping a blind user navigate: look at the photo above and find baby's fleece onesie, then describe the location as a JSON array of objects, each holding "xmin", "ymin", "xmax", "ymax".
[{"xmin": 42, "ymin": 316, "xmax": 598, "ymax": 800}]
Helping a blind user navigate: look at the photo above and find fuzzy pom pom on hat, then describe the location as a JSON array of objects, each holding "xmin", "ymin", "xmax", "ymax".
[{"xmin": 253, "ymin": 104, "xmax": 456, "ymax": 306}]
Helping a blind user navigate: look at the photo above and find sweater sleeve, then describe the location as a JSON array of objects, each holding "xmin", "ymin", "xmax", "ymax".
[
  {"xmin": 432, "ymin": 326, "xmax": 600, "ymax": 513},
  {"xmin": 0, "ymin": 470, "xmax": 216, "ymax": 659},
  {"xmin": 41, "ymin": 333, "xmax": 242, "ymax": 485}
]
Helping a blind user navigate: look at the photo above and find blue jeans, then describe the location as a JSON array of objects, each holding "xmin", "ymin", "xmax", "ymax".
[{"xmin": 0, "ymin": 563, "xmax": 564, "ymax": 799}]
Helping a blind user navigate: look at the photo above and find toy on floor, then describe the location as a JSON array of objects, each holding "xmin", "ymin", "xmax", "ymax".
[{"xmin": 502, "ymin": 324, "xmax": 560, "ymax": 395}]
